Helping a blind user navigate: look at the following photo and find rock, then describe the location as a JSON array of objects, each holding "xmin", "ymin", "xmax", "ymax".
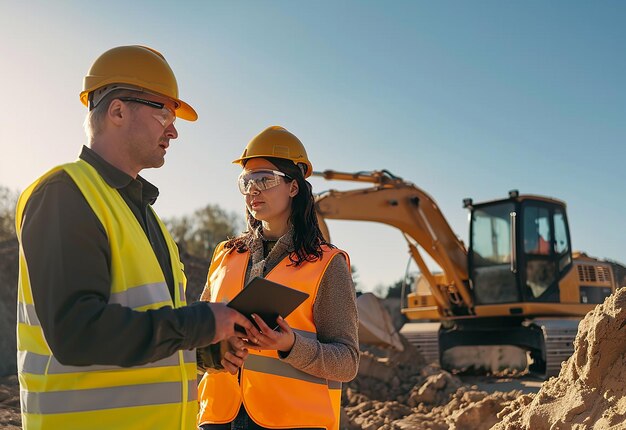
[{"xmin": 407, "ymin": 371, "xmax": 462, "ymax": 406}]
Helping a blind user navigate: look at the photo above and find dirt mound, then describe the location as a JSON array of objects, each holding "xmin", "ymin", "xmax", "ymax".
[
  {"xmin": 344, "ymin": 332, "xmax": 522, "ymax": 430},
  {"xmin": 343, "ymin": 362, "xmax": 521, "ymax": 430},
  {"xmin": 494, "ymin": 287, "xmax": 626, "ymax": 429},
  {"xmin": 0, "ymin": 375, "xmax": 20, "ymax": 429}
]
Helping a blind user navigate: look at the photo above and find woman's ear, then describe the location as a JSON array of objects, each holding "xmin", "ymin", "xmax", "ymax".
[{"xmin": 289, "ymin": 180, "xmax": 299, "ymax": 197}]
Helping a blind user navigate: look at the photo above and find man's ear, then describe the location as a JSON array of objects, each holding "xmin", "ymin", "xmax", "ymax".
[
  {"xmin": 289, "ymin": 180, "xmax": 299, "ymax": 197},
  {"xmin": 107, "ymin": 99, "xmax": 127, "ymax": 126}
]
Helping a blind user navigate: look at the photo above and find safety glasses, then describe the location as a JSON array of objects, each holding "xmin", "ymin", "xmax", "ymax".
[
  {"xmin": 237, "ymin": 169, "xmax": 291, "ymax": 195},
  {"xmin": 118, "ymin": 97, "xmax": 176, "ymax": 128}
]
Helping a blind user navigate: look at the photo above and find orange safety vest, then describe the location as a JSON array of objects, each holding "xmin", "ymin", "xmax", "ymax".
[{"xmin": 198, "ymin": 242, "xmax": 347, "ymax": 429}]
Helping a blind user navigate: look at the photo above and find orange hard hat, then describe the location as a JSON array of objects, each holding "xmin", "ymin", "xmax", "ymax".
[
  {"xmin": 80, "ymin": 45, "xmax": 197, "ymax": 121},
  {"xmin": 233, "ymin": 126, "xmax": 312, "ymax": 177}
]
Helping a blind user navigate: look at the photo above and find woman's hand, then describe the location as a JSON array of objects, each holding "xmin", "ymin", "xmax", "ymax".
[
  {"xmin": 245, "ymin": 314, "xmax": 295, "ymax": 353},
  {"xmin": 220, "ymin": 337, "xmax": 249, "ymax": 374}
]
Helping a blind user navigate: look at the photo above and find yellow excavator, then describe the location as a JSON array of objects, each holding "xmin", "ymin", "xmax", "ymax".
[{"xmin": 314, "ymin": 169, "xmax": 616, "ymax": 376}]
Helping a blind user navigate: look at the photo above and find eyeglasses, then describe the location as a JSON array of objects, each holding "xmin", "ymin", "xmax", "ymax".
[
  {"xmin": 118, "ymin": 97, "xmax": 176, "ymax": 128},
  {"xmin": 237, "ymin": 169, "xmax": 292, "ymax": 195}
]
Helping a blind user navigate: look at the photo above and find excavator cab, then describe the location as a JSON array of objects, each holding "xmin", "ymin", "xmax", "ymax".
[
  {"xmin": 441, "ymin": 192, "xmax": 612, "ymax": 375},
  {"xmin": 468, "ymin": 193, "xmax": 573, "ymax": 306}
]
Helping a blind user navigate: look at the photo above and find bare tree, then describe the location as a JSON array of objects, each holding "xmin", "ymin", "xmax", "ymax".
[
  {"xmin": 0, "ymin": 185, "xmax": 19, "ymax": 242},
  {"xmin": 165, "ymin": 204, "xmax": 241, "ymax": 260}
]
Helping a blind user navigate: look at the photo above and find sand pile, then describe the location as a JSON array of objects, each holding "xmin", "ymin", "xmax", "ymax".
[{"xmin": 494, "ymin": 287, "xmax": 626, "ymax": 429}]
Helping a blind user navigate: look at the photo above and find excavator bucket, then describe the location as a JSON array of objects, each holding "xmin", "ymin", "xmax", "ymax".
[{"xmin": 357, "ymin": 293, "xmax": 404, "ymax": 351}]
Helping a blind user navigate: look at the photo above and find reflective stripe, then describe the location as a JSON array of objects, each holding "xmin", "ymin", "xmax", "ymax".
[
  {"xmin": 188, "ymin": 379, "xmax": 197, "ymax": 401},
  {"xmin": 17, "ymin": 303, "xmax": 40, "ymax": 326},
  {"xmin": 18, "ymin": 350, "xmax": 49, "ymax": 374},
  {"xmin": 245, "ymin": 355, "xmax": 328, "ymax": 386},
  {"xmin": 109, "ymin": 282, "xmax": 171, "ymax": 309},
  {"xmin": 19, "ymin": 350, "xmax": 183, "ymax": 375},
  {"xmin": 21, "ymin": 381, "xmax": 183, "ymax": 414},
  {"xmin": 178, "ymin": 282, "xmax": 186, "ymax": 303},
  {"xmin": 21, "ymin": 285, "xmax": 176, "ymax": 324}
]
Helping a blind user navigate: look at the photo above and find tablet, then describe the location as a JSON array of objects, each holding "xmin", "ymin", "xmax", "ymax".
[{"xmin": 227, "ymin": 277, "xmax": 310, "ymax": 331}]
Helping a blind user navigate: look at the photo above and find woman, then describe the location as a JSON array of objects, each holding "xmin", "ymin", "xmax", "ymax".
[{"xmin": 197, "ymin": 126, "xmax": 359, "ymax": 430}]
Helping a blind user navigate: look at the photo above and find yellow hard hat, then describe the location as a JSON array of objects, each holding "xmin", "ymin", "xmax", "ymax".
[
  {"xmin": 233, "ymin": 126, "xmax": 313, "ymax": 178},
  {"xmin": 79, "ymin": 45, "xmax": 197, "ymax": 121}
]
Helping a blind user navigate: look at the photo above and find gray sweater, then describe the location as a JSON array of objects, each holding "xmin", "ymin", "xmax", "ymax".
[{"xmin": 199, "ymin": 231, "xmax": 359, "ymax": 382}]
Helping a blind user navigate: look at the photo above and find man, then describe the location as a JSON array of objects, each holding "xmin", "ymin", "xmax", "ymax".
[{"xmin": 15, "ymin": 45, "xmax": 259, "ymax": 429}]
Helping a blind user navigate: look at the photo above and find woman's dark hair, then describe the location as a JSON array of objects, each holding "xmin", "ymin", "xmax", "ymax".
[{"xmin": 225, "ymin": 157, "xmax": 331, "ymax": 265}]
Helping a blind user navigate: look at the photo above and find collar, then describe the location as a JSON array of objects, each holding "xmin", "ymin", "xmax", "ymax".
[
  {"xmin": 80, "ymin": 146, "xmax": 159, "ymax": 204},
  {"xmin": 248, "ymin": 226, "xmax": 295, "ymax": 280}
]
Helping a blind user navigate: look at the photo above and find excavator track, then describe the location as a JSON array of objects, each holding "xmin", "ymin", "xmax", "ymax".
[
  {"xmin": 400, "ymin": 319, "xmax": 580, "ymax": 377},
  {"xmin": 532, "ymin": 318, "xmax": 580, "ymax": 377}
]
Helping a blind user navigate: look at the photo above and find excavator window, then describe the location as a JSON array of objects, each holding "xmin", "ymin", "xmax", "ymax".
[
  {"xmin": 523, "ymin": 207, "xmax": 552, "ymax": 255},
  {"xmin": 469, "ymin": 202, "xmax": 520, "ymax": 304},
  {"xmin": 521, "ymin": 203, "xmax": 566, "ymax": 301},
  {"xmin": 554, "ymin": 210, "xmax": 572, "ymax": 272}
]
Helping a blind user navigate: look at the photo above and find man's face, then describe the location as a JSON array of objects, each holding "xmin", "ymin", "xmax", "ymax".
[{"xmin": 122, "ymin": 93, "xmax": 179, "ymax": 172}]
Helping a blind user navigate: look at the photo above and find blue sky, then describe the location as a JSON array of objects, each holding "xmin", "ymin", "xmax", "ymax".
[{"xmin": 1, "ymin": 1, "xmax": 624, "ymax": 292}]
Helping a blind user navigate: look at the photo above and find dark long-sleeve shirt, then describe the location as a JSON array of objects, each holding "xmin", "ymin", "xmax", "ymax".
[{"xmin": 20, "ymin": 146, "xmax": 216, "ymax": 366}]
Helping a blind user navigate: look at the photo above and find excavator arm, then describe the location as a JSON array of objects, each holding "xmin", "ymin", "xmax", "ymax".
[{"xmin": 313, "ymin": 170, "xmax": 474, "ymax": 315}]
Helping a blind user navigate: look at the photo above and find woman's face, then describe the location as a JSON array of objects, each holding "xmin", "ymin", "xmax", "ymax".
[{"xmin": 240, "ymin": 158, "xmax": 298, "ymax": 227}]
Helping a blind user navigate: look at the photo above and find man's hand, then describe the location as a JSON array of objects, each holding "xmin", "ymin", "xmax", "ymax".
[
  {"xmin": 220, "ymin": 337, "xmax": 249, "ymax": 374},
  {"xmin": 207, "ymin": 303, "xmax": 260, "ymax": 344}
]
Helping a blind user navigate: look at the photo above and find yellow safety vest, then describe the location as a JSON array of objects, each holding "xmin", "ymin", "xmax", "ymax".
[
  {"xmin": 197, "ymin": 242, "xmax": 346, "ymax": 430},
  {"xmin": 15, "ymin": 160, "xmax": 197, "ymax": 430}
]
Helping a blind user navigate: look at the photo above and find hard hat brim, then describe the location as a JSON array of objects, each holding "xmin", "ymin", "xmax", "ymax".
[
  {"xmin": 232, "ymin": 155, "xmax": 313, "ymax": 178},
  {"xmin": 175, "ymin": 99, "xmax": 198, "ymax": 121}
]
